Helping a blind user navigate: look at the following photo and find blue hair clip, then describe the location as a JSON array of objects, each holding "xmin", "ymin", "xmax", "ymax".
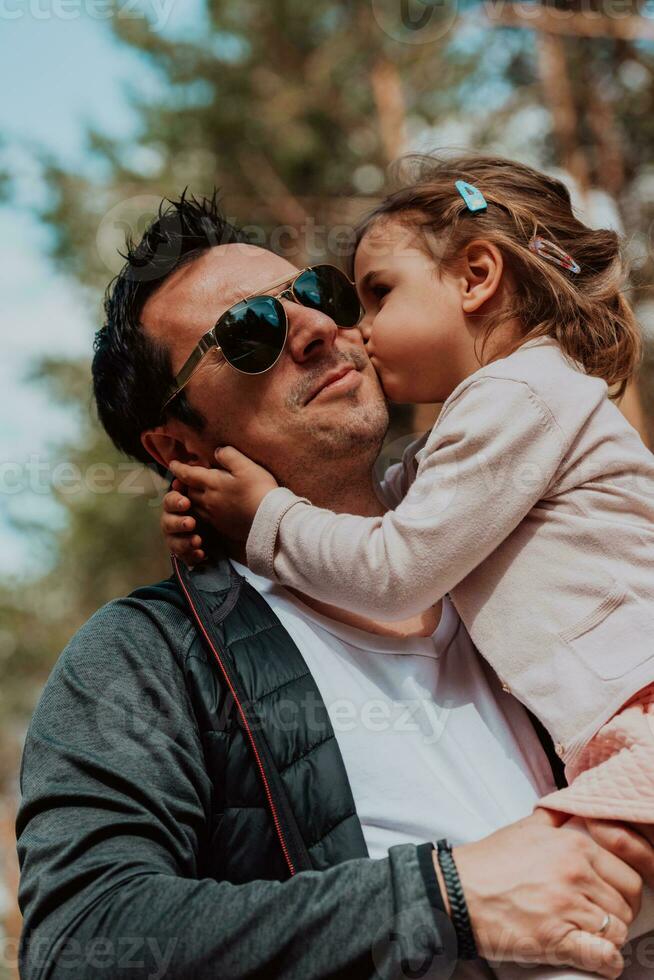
[{"xmin": 455, "ymin": 180, "xmax": 487, "ymax": 213}]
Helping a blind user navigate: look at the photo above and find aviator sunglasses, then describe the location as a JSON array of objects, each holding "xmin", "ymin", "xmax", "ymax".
[{"xmin": 161, "ymin": 263, "xmax": 362, "ymax": 412}]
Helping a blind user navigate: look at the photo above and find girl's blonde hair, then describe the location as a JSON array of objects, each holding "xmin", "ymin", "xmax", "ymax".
[{"xmin": 355, "ymin": 153, "xmax": 642, "ymax": 398}]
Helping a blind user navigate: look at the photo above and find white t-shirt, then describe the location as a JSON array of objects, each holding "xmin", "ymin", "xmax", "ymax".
[
  {"xmin": 232, "ymin": 561, "xmax": 557, "ymax": 856},
  {"xmin": 233, "ymin": 561, "xmax": 562, "ymax": 980}
]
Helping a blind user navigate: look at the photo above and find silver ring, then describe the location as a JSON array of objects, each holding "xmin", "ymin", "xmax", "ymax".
[{"xmin": 596, "ymin": 913, "xmax": 612, "ymax": 936}]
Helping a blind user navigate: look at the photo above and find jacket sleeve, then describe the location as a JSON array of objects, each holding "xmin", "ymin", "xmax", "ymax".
[
  {"xmin": 16, "ymin": 599, "xmax": 448, "ymax": 980},
  {"xmin": 247, "ymin": 378, "xmax": 567, "ymax": 621}
]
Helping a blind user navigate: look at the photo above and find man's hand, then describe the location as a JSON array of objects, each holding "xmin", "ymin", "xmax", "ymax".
[
  {"xmin": 169, "ymin": 449, "xmax": 279, "ymax": 543},
  {"xmin": 443, "ymin": 808, "xmax": 642, "ymax": 978}
]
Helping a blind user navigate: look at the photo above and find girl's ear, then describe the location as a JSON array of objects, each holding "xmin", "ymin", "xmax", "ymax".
[{"xmin": 460, "ymin": 239, "xmax": 504, "ymax": 314}]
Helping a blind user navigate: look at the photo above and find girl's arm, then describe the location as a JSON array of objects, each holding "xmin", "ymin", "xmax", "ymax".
[
  {"xmin": 247, "ymin": 377, "xmax": 568, "ymax": 620},
  {"xmin": 375, "ymin": 431, "xmax": 430, "ymax": 509}
]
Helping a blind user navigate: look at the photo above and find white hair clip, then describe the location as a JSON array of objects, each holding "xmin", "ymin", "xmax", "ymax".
[{"xmin": 529, "ymin": 236, "xmax": 581, "ymax": 274}]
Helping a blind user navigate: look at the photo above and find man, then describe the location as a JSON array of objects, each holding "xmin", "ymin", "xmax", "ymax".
[{"xmin": 16, "ymin": 193, "xmax": 653, "ymax": 980}]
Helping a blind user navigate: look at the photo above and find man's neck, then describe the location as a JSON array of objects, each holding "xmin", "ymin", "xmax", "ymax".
[
  {"xmin": 293, "ymin": 464, "xmax": 389, "ymax": 518},
  {"xmin": 224, "ymin": 471, "xmax": 442, "ymax": 640}
]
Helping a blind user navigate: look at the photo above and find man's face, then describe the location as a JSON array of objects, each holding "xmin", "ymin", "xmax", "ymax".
[{"xmin": 141, "ymin": 244, "xmax": 388, "ymax": 489}]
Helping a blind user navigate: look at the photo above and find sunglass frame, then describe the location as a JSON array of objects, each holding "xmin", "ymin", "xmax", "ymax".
[{"xmin": 160, "ymin": 264, "xmax": 360, "ymax": 413}]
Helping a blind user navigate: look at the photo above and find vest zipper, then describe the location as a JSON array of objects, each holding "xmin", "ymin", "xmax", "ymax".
[{"xmin": 173, "ymin": 557, "xmax": 297, "ymax": 877}]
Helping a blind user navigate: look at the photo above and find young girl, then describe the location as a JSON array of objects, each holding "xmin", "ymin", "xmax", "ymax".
[{"xmin": 164, "ymin": 155, "xmax": 654, "ymax": 971}]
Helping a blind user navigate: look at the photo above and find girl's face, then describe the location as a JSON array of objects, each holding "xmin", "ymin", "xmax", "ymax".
[{"xmin": 353, "ymin": 217, "xmax": 502, "ymax": 403}]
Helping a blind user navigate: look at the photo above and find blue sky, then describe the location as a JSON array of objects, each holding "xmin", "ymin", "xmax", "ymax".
[{"xmin": 0, "ymin": 2, "xmax": 204, "ymax": 575}]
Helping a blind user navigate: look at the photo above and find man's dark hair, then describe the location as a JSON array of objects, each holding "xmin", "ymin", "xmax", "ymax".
[{"xmin": 93, "ymin": 189, "xmax": 249, "ymax": 474}]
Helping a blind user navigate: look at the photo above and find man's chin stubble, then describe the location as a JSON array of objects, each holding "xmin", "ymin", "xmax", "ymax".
[{"xmin": 299, "ymin": 390, "xmax": 388, "ymax": 460}]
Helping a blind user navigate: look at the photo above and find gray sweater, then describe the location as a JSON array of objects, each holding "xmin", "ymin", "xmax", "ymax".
[{"xmin": 16, "ymin": 590, "xmax": 449, "ymax": 979}]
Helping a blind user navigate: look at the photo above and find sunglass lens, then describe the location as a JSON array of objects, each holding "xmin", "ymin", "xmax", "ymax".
[
  {"xmin": 217, "ymin": 296, "xmax": 286, "ymax": 374},
  {"xmin": 294, "ymin": 266, "xmax": 361, "ymax": 328}
]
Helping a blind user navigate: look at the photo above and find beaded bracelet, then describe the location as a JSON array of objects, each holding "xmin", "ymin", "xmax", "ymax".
[{"xmin": 436, "ymin": 838, "xmax": 479, "ymax": 961}]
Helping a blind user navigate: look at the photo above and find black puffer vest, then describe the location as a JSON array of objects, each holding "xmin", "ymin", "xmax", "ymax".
[
  {"xmin": 172, "ymin": 555, "xmax": 368, "ymax": 882},
  {"xmin": 136, "ymin": 555, "xmax": 565, "ymax": 885}
]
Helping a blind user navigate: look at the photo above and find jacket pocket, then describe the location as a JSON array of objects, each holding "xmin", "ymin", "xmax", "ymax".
[{"xmin": 560, "ymin": 582, "xmax": 654, "ymax": 681}]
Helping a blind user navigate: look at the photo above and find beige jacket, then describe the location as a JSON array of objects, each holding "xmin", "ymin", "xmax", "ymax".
[{"xmin": 247, "ymin": 339, "xmax": 654, "ymax": 768}]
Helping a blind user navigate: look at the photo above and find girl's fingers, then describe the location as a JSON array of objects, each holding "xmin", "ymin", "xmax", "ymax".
[
  {"xmin": 161, "ymin": 513, "xmax": 196, "ymax": 535},
  {"xmin": 164, "ymin": 490, "xmax": 191, "ymax": 513},
  {"xmin": 214, "ymin": 445, "xmax": 248, "ymax": 472},
  {"xmin": 166, "ymin": 534, "xmax": 199, "ymax": 560},
  {"xmin": 169, "ymin": 460, "xmax": 213, "ymax": 491},
  {"xmin": 585, "ymin": 819, "xmax": 654, "ymax": 888},
  {"xmin": 591, "ymin": 848, "xmax": 643, "ymax": 919},
  {"xmin": 186, "ymin": 489, "xmax": 211, "ymax": 515}
]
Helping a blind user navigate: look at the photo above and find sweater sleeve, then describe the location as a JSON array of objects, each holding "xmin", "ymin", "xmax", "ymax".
[
  {"xmin": 247, "ymin": 378, "xmax": 567, "ymax": 620},
  {"xmin": 16, "ymin": 597, "xmax": 449, "ymax": 980},
  {"xmin": 376, "ymin": 431, "xmax": 431, "ymax": 509}
]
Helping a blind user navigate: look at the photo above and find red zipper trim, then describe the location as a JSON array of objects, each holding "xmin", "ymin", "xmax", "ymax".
[{"xmin": 173, "ymin": 557, "xmax": 296, "ymax": 877}]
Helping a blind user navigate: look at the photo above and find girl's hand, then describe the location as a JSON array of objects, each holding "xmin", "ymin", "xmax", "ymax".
[
  {"xmin": 161, "ymin": 478, "xmax": 206, "ymax": 566},
  {"xmin": 584, "ymin": 818, "xmax": 654, "ymax": 889},
  {"xmin": 169, "ymin": 448, "xmax": 279, "ymax": 543}
]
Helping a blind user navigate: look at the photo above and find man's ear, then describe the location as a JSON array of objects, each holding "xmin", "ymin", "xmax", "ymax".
[
  {"xmin": 141, "ymin": 424, "xmax": 200, "ymax": 473},
  {"xmin": 460, "ymin": 239, "xmax": 504, "ymax": 315}
]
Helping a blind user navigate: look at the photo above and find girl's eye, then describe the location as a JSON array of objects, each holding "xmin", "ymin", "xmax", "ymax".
[{"xmin": 372, "ymin": 284, "xmax": 390, "ymax": 302}]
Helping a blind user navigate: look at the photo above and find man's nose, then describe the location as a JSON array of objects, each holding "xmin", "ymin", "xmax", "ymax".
[{"xmin": 283, "ymin": 297, "xmax": 338, "ymax": 363}]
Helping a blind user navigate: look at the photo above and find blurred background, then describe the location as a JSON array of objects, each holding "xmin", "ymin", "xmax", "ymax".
[{"xmin": 2, "ymin": 0, "xmax": 654, "ymax": 974}]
